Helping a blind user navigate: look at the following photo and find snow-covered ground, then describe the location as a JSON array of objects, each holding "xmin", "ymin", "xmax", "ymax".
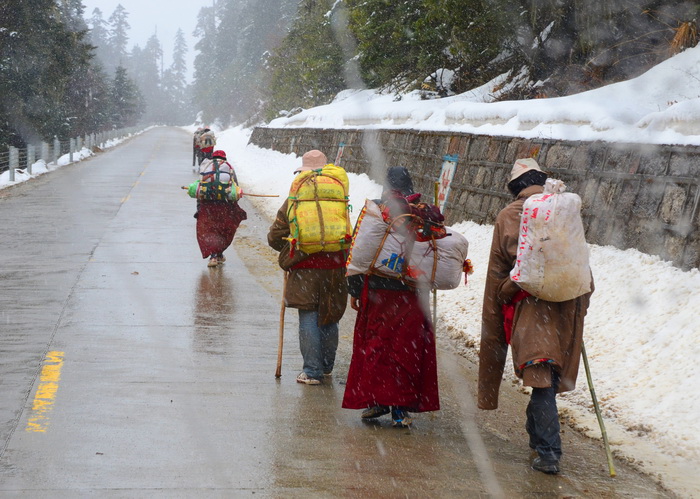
[{"xmin": 3, "ymin": 45, "xmax": 698, "ymax": 497}]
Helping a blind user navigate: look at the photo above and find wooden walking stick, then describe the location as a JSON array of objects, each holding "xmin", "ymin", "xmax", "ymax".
[
  {"xmin": 432, "ymin": 181, "xmax": 439, "ymax": 327},
  {"xmin": 581, "ymin": 342, "xmax": 617, "ymax": 477},
  {"xmin": 275, "ymin": 272, "xmax": 289, "ymax": 378}
]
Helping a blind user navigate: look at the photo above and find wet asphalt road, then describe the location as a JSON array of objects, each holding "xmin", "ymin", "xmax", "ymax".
[{"xmin": 0, "ymin": 127, "xmax": 676, "ymax": 497}]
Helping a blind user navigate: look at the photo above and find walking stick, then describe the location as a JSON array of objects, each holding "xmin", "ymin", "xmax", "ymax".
[
  {"xmin": 432, "ymin": 181, "xmax": 439, "ymax": 327},
  {"xmin": 275, "ymin": 272, "xmax": 289, "ymax": 378},
  {"xmin": 581, "ymin": 342, "xmax": 617, "ymax": 477}
]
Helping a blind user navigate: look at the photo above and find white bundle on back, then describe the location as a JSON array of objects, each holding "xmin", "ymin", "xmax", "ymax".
[
  {"xmin": 510, "ymin": 178, "xmax": 591, "ymax": 302},
  {"xmin": 346, "ymin": 199, "xmax": 468, "ymax": 290}
]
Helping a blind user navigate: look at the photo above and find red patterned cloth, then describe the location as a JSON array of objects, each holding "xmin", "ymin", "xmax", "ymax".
[
  {"xmin": 502, "ymin": 289, "xmax": 531, "ymax": 344},
  {"xmin": 196, "ymin": 201, "xmax": 247, "ymax": 258},
  {"xmin": 342, "ymin": 279, "xmax": 439, "ymax": 412}
]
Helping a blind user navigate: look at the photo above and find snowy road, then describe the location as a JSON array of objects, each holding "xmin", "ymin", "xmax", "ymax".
[{"xmin": 0, "ymin": 127, "xmax": 674, "ymax": 496}]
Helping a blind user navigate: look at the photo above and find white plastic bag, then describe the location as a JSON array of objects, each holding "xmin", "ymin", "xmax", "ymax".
[
  {"xmin": 347, "ymin": 199, "xmax": 468, "ymax": 290},
  {"xmin": 510, "ymin": 179, "xmax": 591, "ymax": 302}
]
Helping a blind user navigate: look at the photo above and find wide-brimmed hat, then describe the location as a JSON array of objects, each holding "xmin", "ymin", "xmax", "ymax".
[
  {"xmin": 510, "ymin": 158, "xmax": 543, "ymax": 182},
  {"xmin": 294, "ymin": 150, "xmax": 327, "ymax": 173}
]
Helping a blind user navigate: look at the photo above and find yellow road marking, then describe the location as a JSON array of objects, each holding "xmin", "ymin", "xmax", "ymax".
[{"xmin": 26, "ymin": 351, "xmax": 64, "ymax": 433}]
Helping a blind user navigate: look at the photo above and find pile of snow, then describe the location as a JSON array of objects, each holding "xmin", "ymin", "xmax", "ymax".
[
  {"xmin": 270, "ymin": 45, "xmax": 700, "ymax": 147},
  {"xmin": 198, "ymin": 125, "xmax": 699, "ymax": 498}
]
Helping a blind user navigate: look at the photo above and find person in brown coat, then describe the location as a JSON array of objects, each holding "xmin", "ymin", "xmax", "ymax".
[
  {"xmin": 478, "ymin": 158, "xmax": 593, "ymax": 475},
  {"xmin": 267, "ymin": 150, "xmax": 349, "ymax": 385}
]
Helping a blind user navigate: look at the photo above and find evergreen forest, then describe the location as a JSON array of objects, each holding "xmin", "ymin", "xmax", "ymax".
[{"xmin": 1, "ymin": 0, "xmax": 698, "ymax": 152}]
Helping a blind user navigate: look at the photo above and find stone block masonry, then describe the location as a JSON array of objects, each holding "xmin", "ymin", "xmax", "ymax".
[{"xmin": 249, "ymin": 127, "xmax": 699, "ymax": 270}]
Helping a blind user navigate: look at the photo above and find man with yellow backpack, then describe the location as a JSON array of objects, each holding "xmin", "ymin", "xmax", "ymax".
[{"xmin": 267, "ymin": 150, "xmax": 351, "ymax": 385}]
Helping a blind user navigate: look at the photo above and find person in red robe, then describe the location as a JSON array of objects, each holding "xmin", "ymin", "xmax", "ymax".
[
  {"xmin": 342, "ymin": 167, "xmax": 439, "ymax": 427},
  {"xmin": 195, "ymin": 150, "xmax": 247, "ymax": 267}
]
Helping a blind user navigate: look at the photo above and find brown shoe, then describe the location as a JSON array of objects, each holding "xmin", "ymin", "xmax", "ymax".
[{"xmin": 207, "ymin": 256, "xmax": 218, "ymax": 267}]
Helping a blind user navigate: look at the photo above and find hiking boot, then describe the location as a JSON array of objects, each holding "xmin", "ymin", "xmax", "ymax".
[
  {"xmin": 218, "ymin": 254, "xmax": 226, "ymax": 263},
  {"xmin": 531, "ymin": 457, "xmax": 560, "ymax": 474},
  {"xmin": 391, "ymin": 407, "xmax": 412, "ymax": 428},
  {"xmin": 361, "ymin": 405, "xmax": 390, "ymax": 419},
  {"xmin": 207, "ymin": 256, "xmax": 218, "ymax": 267},
  {"xmin": 296, "ymin": 372, "xmax": 321, "ymax": 385}
]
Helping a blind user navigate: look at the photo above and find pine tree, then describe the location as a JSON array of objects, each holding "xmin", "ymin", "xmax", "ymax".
[
  {"xmin": 191, "ymin": 4, "xmax": 220, "ymax": 124},
  {"xmin": 0, "ymin": 0, "xmax": 100, "ymax": 147},
  {"xmin": 64, "ymin": 63, "xmax": 111, "ymax": 135},
  {"xmin": 87, "ymin": 8, "xmax": 112, "ymax": 73},
  {"xmin": 344, "ymin": 0, "xmax": 426, "ymax": 90},
  {"xmin": 110, "ymin": 65, "xmax": 143, "ymax": 128},
  {"xmin": 161, "ymin": 29, "xmax": 190, "ymax": 124},
  {"xmin": 265, "ymin": 0, "xmax": 347, "ymax": 119},
  {"xmin": 108, "ymin": 5, "xmax": 131, "ymax": 69}
]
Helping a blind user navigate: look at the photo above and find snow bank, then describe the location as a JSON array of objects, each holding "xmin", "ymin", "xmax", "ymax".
[{"xmin": 270, "ymin": 45, "xmax": 700, "ymax": 147}]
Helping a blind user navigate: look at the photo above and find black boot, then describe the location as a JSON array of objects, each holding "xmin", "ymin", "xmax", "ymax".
[{"xmin": 532, "ymin": 456, "xmax": 560, "ymax": 474}]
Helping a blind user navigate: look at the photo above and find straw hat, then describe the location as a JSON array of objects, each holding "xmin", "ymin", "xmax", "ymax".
[{"xmin": 510, "ymin": 158, "xmax": 543, "ymax": 182}]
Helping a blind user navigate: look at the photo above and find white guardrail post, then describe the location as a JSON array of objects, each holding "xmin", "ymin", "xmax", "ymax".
[
  {"xmin": 9, "ymin": 146, "xmax": 18, "ymax": 182},
  {"xmin": 52, "ymin": 137, "xmax": 59, "ymax": 164},
  {"xmin": 27, "ymin": 144, "xmax": 35, "ymax": 174}
]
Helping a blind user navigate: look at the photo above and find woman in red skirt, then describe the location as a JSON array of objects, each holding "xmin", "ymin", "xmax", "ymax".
[
  {"xmin": 195, "ymin": 150, "xmax": 247, "ymax": 267},
  {"xmin": 342, "ymin": 167, "xmax": 439, "ymax": 427}
]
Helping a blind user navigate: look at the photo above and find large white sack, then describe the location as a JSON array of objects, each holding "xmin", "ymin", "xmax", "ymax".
[
  {"xmin": 347, "ymin": 199, "xmax": 468, "ymax": 290},
  {"xmin": 510, "ymin": 179, "xmax": 591, "ymax": 302}
]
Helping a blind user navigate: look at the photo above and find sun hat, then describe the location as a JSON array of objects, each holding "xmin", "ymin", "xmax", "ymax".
[
  {"xmin": 510, "ymin": 158, "xmax": 543, "ymax": 182},
  {"xmin": 294, "ymin": 150, "xmax": 327, "ymax": 173}
]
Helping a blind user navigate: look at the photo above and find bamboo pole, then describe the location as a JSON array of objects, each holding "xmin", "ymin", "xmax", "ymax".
[
  {"xmin": 180, "ymin": 186, "xmax": 278, "ymax": 197},
  {"xmin": 582, "ymin": 342, "xmax": 617, "ymax": 477}
]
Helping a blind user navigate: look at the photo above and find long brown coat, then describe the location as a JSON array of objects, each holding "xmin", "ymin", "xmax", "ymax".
[
  {"xmin": 478, "ymin": 185, "xmax": 593, "ymax": 410},
  {"xmin": 267, "ymin": 200, "xmax": 348, "ymax": 326}
]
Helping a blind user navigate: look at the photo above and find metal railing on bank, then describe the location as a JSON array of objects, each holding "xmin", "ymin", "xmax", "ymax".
[{"xmin": 0, "ymin": 126, "xmax": 142, "ymax": 182}]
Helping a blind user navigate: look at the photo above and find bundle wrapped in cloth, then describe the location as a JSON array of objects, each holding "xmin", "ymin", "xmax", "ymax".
[
  {"xmin": 346, "ymin": 198, "xmax": 469, "ymax": 290},
  {"xmin": 510, "ymin": 178, "xmax": 591, "ymax": 302}
]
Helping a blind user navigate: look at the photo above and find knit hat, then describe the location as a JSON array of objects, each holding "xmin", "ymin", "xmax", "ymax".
[
  {"xmin": 294, "ymin": 150, "xmax": 327, "ymax": 173},
  {"xmin": 384, "ymin": 166, "xmax": 414, "ymax": 196},
  {"xmin": 510, "ymin": 158, "xmax": 543, "ymax": 182}
]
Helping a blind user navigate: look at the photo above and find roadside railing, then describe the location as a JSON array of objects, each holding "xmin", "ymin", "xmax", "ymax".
[{"xmin": 0, "ymin": 126, "xmax": 142, "ymax": 181}]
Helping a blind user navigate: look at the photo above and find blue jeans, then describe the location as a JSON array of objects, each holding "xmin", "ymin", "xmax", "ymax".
[
  {"xmin": 526, "ymin": 369, "xmax": 562, "ymax": 462},
  {"xmin": 298, "ymin": 310, "xmax": 339, "ymax": 380}
]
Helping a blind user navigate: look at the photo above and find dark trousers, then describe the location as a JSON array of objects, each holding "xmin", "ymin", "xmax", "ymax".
[{"xmin": 525, "ymin": 369, "xmax": 562, "ymax": 461}]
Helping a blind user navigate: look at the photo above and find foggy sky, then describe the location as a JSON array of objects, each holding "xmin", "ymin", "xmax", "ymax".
[{"xmin": 82, "ymin": 0, "xmax": 202, "ymax": 81}]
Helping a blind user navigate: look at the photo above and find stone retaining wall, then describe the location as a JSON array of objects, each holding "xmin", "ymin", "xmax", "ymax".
[{"xmin": 249, "ymin": 126, "xmax": 700, "ymax": 270}]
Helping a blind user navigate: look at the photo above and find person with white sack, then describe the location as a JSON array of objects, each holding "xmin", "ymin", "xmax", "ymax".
[{"xmin": 478, "ymin": 158, "xmax": 594, "ymax": 475}]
